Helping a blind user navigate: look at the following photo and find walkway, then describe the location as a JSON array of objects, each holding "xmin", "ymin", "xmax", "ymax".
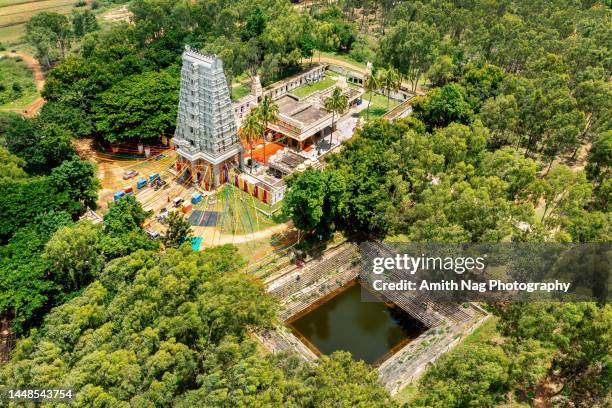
[{"xmin": 192, "ymin": 221, "xmax": 291, "ymax": 246}]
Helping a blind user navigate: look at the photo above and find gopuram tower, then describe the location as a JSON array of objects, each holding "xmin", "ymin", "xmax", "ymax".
[{"xmin": 173, "ymin": 46, "xmax": 243, "ymax": 188}]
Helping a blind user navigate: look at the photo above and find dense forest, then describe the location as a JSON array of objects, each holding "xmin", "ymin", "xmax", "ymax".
[
  {"xmin": 0, "ymin": 0, "xmax": 610, "ymax": 406},
  {"xmin": 279, "ymin": 0, "xmax": 610, "ymax": 406}
]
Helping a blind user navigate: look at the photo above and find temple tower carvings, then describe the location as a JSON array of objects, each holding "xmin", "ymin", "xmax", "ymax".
[{"xmin": 173, "ymin": 46, "xmax": 243, "ymax": 187}]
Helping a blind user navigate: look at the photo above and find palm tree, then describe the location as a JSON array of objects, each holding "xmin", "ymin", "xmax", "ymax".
[
  {"xmin": 363, "ymin": 70, "xmax": 380, "ymax": 121},
  {"xmin": 323, "ymin": 87, "xmax": 348, "ymax": 147},
  {"xmin": 379, "ymin": 66, "xmax": 401, "ymax": 111},
  {"xmin": 239, "ymin": 111, "xmax": 263, "ymax": 173},
  {"xmin": 256, "ymin": 95, "xmax": 279, "ymax": 164}
]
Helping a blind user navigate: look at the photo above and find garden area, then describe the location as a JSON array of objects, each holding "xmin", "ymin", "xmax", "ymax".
[
  {"xmin": 291, "ymin": 75, "xmax": 337, "ymax": 98},
  {"xmin": 358, "ymin": 91, "xmax": 400, "ymax": 118}
]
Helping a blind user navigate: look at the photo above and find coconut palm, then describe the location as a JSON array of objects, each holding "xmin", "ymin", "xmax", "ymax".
[
  {"xmin": 256, "ymin": 95, "xmax": 279, "ymax": 164},
  {"xmin": 323, "ymin": 87, "xmax": 348, "ymax": 147},
  {"xmin": 363, "ymin": 70, "xmax": 380, "ymax": 121},
  {"xmin": 379, "ymin": 66, "xmax": 401, "ymax": 111},
  {"xmin": 239, "ymin": 111, "xmax": 263, "ymax": 173}
]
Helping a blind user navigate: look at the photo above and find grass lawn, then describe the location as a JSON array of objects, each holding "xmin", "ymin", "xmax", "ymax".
[
  {"xmin": 291, "ymin": 76, "xmax": 336, "ymax": 98},
  {"xmin": 231, "ymin": 83, "xmax": 251, "ymax": 101},
  {"xmin": 358, "ymin": 91, "xmax": 400, "ymax": 119},
  {"xmin": 0, "ymin": 56, "xmax": 37, "ymax": 109}
]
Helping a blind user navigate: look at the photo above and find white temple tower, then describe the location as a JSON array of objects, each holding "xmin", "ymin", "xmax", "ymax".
[{"xmin": 173, "ymin": 46, "xmax": 243, "ymax": 188}]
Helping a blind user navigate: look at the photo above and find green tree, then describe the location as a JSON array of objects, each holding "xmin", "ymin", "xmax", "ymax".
[
  {"xmin": 363, "ymin": 70, "xmax": 380, "ymax": 121},
  {"xmin": 0, "ymin": 246, "xmax": 278, "ymax": 402},
  {"xmin": 3, "ymin": 115, "xmax": 75, "ymax": 174},
  {"xmin": 255, "ymin": 95, "xmax": 278, "ymax": 164},
  {"xmin": 283, "ymin": 168, "xmax": 347, "ymax": 239},
  {"xmin": 100, "ymin": 195, "xmax": 158, "ymax": 259},
  {"xmin": 300, "ymin": 351, "xmax": 396, "ymax": 407},
  {"xmin": 412, "ymin": 343, "xmax": 512, "ymax": 407},
  {"xmin": 412, "ymin": 84, "xmax": 474, "ymax": 131},
  {"xmin": 529, "ymin": 165, "xmax": 592, "ymax": 222},
  {"xmin": 0, "ymin": 146, "xmax": 27, "ymax": 183},
  {"xmin": 37, "ymin": 102, "xmax": 93, "ymax": 138},
  {"xmin": 431, "ymin": 121, "xmax": 488, "ymax": 169},
  {"xmin": 479, "ymin": 147, "xmax": 538, "ymax": 200},
  {"xmin": 586, "ymin": 130, "xmax": 611, "ymax": 189},
  {"xmin": 49, "ymin": 156, "xmax": 100, "ymax": 210},
  {"xmin": 377, "ymin": 66, "xmax": 401, "ymax": 111},
  {"xmin": 91, "ymin": 70, "xmax": 179, "ymax": 143},
  {"xmin": 239, "ymin": 110, "xmax": 263, "ymax": 172},
  {"xmin": 26, "ymin": 12, "xmax": 73, "ymax": 68},
  {"xmin": 163, "ymin": 211, "xmax": 192, "ymax": 248},
  {"xmin": 426, "ymin": 55, "xmax": 455, "ymax": 87},
  {"xmin": 323, "ymin": 87, "xmax": 348, "ymax": 146},
  {"xmin": 103, "ymin": 195, "xmax": 150, "ymax": 235},
  {"xmin": 378, "ymin": 21, "xmax": 438, "ymax": 92},
  {"xmin": 43, "ymin": 221, "xmax": 103, "ymax": 291},
  {"xmin": 494, "ymin": 302, "xmax": 611, "ymax": 405},
  {"xmin": 479, "ymin": 94, "xmax": 520, "ymax": 148},
  {"xmin": 0, "ymin": 211, "xmax": 72, "ymax": 333},
  {"xmin": 72, "ymin": 10, "xmax": 99, "ymax": 38},
  {"xmin": 0, "ymin": 177, "xmax": 81, "ymax": 242}
]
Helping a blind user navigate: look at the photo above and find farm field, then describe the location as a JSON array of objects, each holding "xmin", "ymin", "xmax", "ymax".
[
  {"xmin": 0, "ymin": 22, "xmax": 24, "ymax": 43},
  {"xmin": 0, "ymin": 0, "xmax": 80, "ymax": 45}
]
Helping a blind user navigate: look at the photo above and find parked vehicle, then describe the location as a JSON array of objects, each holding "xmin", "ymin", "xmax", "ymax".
[
  {"xmin": 123, "ymin": 170, "xmax": 139, "ymax": 180},
  {"xmin": 137, "ymin": 178, "xmax": 148, "ymax": 189},
  {"xmin": 157, "ymin": 208, "xmax": 169, "ymax": 221}
]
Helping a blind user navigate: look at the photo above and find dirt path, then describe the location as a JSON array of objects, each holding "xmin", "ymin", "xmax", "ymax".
[
  {"xmin": 216, "ymin": 222, "xmax": 291, "ymax": 244},
  {"xmin": 0, "ymin": 50, "xmax": 45, "ymax": 116},
  {"xmin": 193, "ymin": 221, "xmax": 292, "ymax": 247}
]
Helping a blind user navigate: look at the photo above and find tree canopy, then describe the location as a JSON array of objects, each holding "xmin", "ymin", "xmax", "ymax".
[{"xmin": 1, "ymin": 246, "xmax": 394, "ymax": 407}]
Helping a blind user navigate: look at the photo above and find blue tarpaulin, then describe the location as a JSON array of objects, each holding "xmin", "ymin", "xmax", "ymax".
[{"xmin": 190, "ymin": 237, "xmax": 203, "ymax": 251}]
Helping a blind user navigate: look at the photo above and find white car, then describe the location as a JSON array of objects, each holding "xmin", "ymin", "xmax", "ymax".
[{"xmin": 123, "ymin": 170, "xmax": 139, "ymax": 180}]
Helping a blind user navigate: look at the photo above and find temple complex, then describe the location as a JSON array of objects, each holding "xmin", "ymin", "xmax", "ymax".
[
  {"xmin": 172, "ymin": 46, "xmax": 371, "ymax": 203},
  {"xmin": 173, "ymin": 47, "xmax": 243, "ymax": 188}
]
